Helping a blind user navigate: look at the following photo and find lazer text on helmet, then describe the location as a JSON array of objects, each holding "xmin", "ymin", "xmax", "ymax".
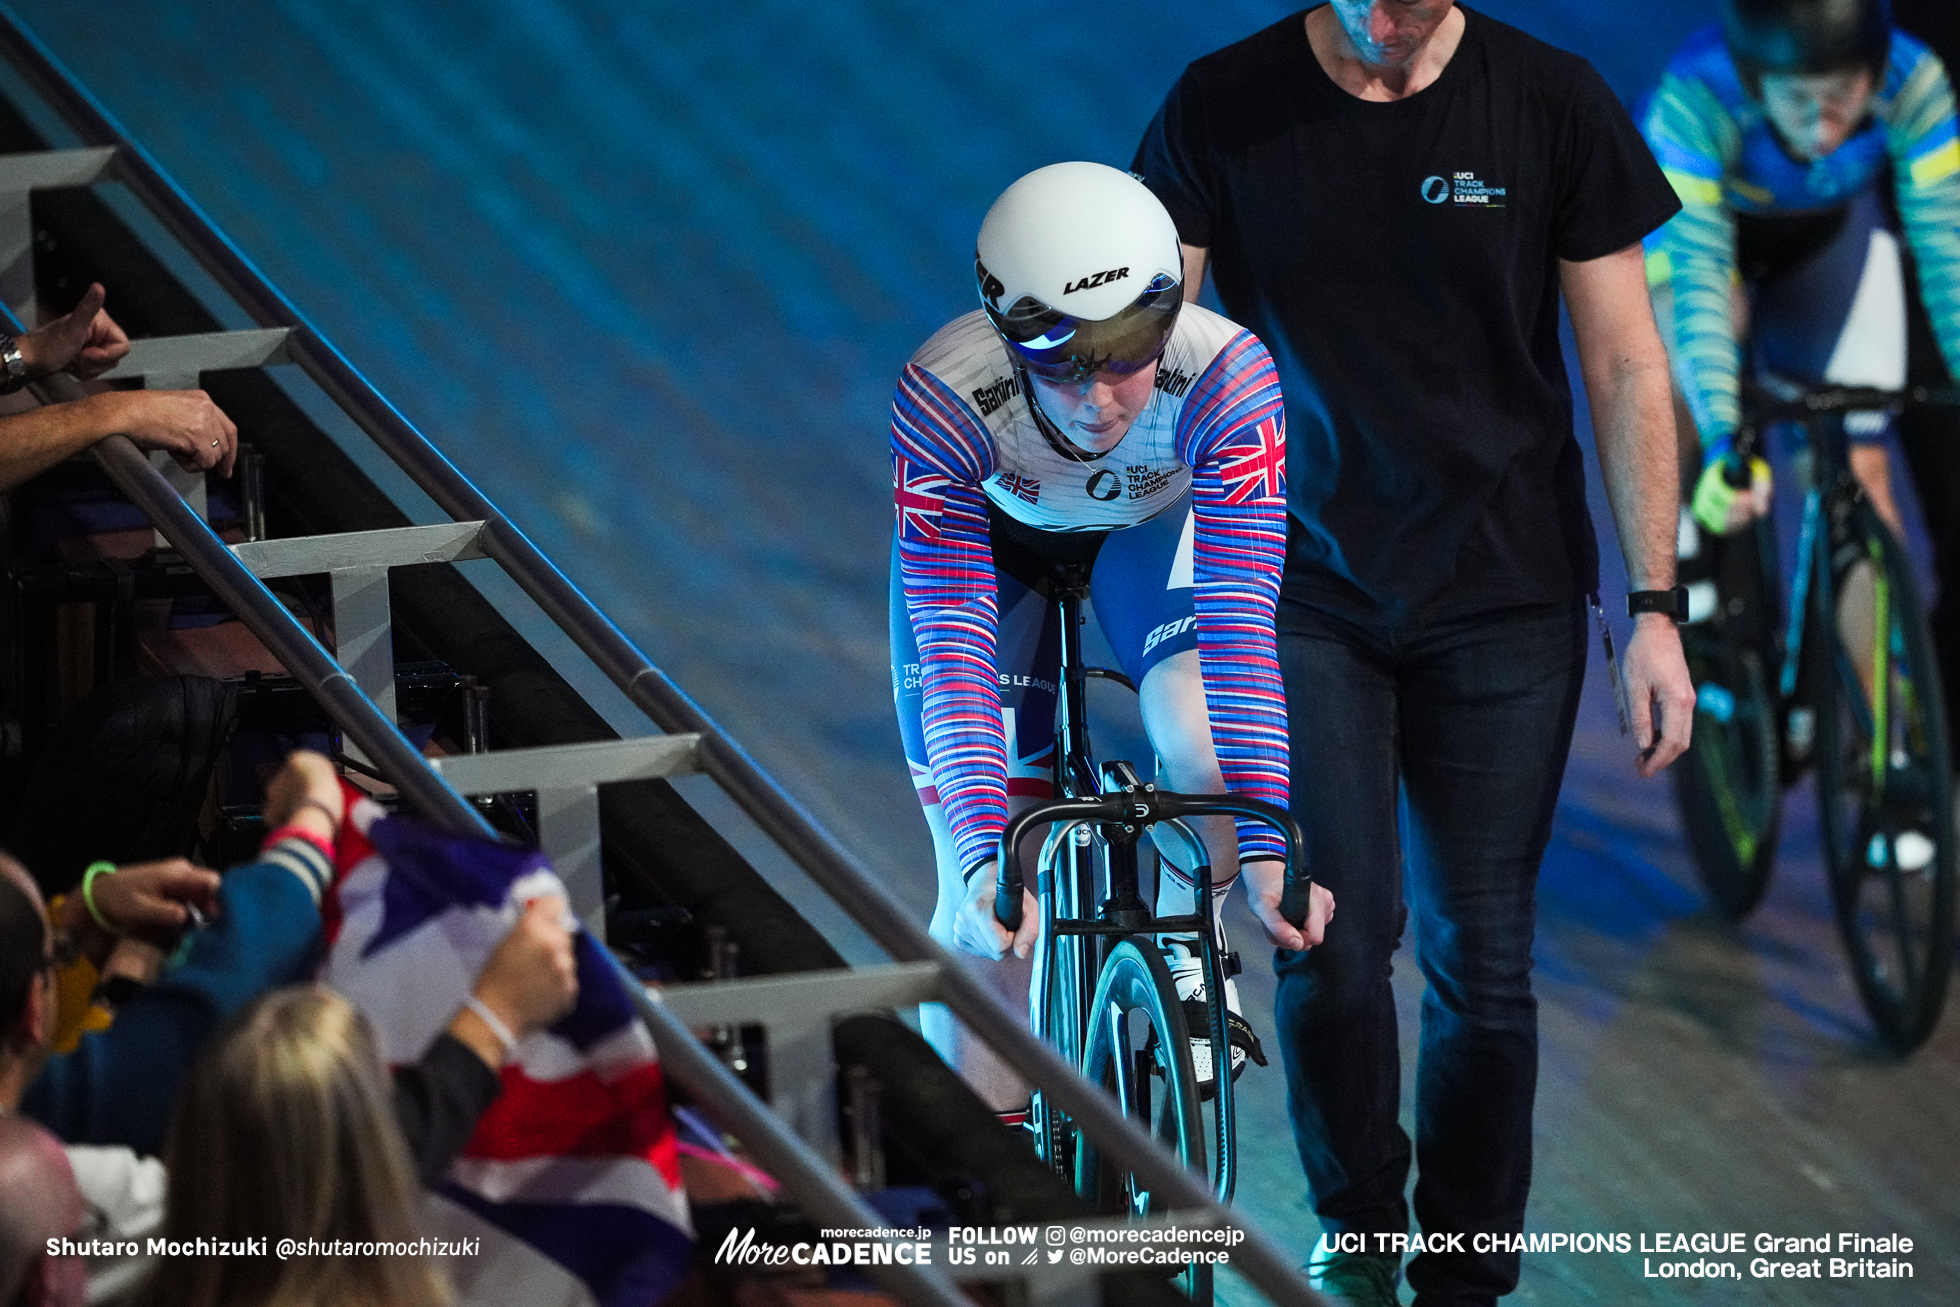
[{"xmin": 1063, "ymin": 267, "xmax": 1130, "ymax": 295}]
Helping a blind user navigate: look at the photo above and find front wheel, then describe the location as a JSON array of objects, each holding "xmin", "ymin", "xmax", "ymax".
[
  {"xmin": 1674, "ymin": 638, "xmax": 1783, "ymax": 920},
  {"xmin": 1812, "ymin": 497, "xmax": 1958, "ymax": 1051},
  {"xmin": 1672, "ymin": 511, "xmax": 1785, "ymax": 919},
  {"xmin": 1076, "ymin": 939, "xmax": 1209, "ymax": 1301}
]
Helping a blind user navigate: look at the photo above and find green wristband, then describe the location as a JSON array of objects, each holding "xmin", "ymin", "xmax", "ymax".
[{"xmin": 81, "ymin": 861, "xmax": 121, "ymax": 935}]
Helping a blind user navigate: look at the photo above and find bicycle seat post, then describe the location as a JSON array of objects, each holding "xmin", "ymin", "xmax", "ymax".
[{"xmin": 1051, "ymin": 562, "xmax": 1097, "ymax": 800}]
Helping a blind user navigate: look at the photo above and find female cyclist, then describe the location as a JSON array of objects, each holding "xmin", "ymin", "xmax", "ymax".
[{"xmin": 889, "ymin": 162, "xmax": 1334, "ymax": 1109}]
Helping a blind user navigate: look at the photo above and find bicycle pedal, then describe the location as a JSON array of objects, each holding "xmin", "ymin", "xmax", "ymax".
[
  {"xmin": 1223, "ymin": 950, "xmax": 1242, "ymax": 979},
  {"xmin": 1143, "ymin": 1003, "xmax": 1266, "ymax": 1100},
  {"xmin": 1158, "ymin": 953, "xmax": 1266, "ymax": 1099}
]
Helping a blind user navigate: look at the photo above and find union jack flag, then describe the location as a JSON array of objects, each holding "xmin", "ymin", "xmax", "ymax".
[
  {"xmin": 1217, "ymin": 417, "xmax": 1285, "ymax": 506},
  {"xmin": 895, "ymin": 457, "xmax": 951, "ymax": 543},
  {"xmin": 322, "ymin": 797, "xmax": 691, "ymax": 1307},
  {"xmin": 994, "ymin": 472, "xmax": 1040, "ymax": 505}
]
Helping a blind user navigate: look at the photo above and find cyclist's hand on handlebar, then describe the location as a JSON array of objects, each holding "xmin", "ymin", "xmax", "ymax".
[
  {"xmin": 954, "ymin": 862, "xmax": 1039, "ymax": 960},
  {"xmin": 1625, "ymin": 614, "xmax": 1695, "ymax": 777},
  {"xmin": 1244, "ymin": 858, "xmax": 1334, "ymax": 951},
  {"xmin": 1690, "ymin": 457, "xmax": 1771, "ymax": 536}
]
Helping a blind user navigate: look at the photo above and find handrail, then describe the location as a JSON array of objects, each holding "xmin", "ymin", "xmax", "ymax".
[
  {"xmin": 608, "ymin": 956, "xmax": 970, "ymax": 1307},
  {"xmin": 0, "ymin": 0, "xmax": 938, "ymax": 975},
  {"xmin": 17, "ymin": 373, "xmax": 973, "ymax": 1307},
  {"xmin": 0, "ymin": 11, "xmax": 1322, "ymax": 1302}
]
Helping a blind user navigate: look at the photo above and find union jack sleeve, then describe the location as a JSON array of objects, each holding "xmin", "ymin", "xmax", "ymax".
[
  {"xmin": 1176, "ymin": 332, "xmax": 1291, "ymax": 865},
  {"xmin": 891, "ymin": 363, "xmax": 1011, "ymax": 874}
]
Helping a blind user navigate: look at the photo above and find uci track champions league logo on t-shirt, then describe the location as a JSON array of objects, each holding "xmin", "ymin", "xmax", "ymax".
[{"xmin": 1422, "ymin": 171, "xmax": 1507, "ymax": 207}]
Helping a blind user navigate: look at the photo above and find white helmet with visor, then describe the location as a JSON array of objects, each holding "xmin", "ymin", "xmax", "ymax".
[{"xmin": 975, "ymin": 162, "xmax": 1184, "ymax": 384}]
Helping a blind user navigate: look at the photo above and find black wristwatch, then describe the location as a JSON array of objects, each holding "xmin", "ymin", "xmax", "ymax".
[{"xmin": 1627, "ymin": 586, "xmax": 1689, "ymax": 623}]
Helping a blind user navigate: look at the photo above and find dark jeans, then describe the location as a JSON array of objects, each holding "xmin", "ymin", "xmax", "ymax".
[{"xmin": 1273, "ymin": 595, "xmax": 1587, "ymax": 1307}]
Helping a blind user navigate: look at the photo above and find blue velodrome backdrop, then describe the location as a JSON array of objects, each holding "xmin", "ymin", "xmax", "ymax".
[
  {"xmin": 8, "ymin": 3, "xmax": 1956, "ymax": 1302},
  {"xmin": 0, "ymin": 0, "xmax": 1723, "ymax": 913}
]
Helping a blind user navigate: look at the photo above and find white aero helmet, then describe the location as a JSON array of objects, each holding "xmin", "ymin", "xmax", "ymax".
[{"xmin": 975, "ymin": 161, "xmax": 1183, "ymax": 384}]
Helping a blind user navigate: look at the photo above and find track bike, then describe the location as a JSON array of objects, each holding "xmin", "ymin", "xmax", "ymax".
[
  {"xmin": 990, "ymin": 563, "xmax": 1312, "ymax": 1304},
  {"xmin": 1673, "ymin": 382, "xmax": 1959, "ymax": 1050}
]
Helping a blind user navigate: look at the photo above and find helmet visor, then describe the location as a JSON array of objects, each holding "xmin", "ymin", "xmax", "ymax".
[{"xmin": 982, "ymin": 269, "xmax": 1181, "ymax": 383}]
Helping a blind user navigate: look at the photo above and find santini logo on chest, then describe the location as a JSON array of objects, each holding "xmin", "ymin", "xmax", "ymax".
[{"xmin": 1063, "ymin": 266, "xmax": 1129, "ymax": 295}]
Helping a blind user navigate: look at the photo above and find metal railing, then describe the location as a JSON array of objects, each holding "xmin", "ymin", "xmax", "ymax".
[
  {"xmin": 9, "ymin": 365, "xmax": 966, "ymax": 1307},
  {"xmin": 0, "ymin": 7, "xmax": 1323, "ymax": 1303}
]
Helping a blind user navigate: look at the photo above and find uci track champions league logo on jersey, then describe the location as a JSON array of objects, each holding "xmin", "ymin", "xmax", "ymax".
[{"xmin": 1422, "ymin": 171, "xmax": 1507, "ymax": 207}]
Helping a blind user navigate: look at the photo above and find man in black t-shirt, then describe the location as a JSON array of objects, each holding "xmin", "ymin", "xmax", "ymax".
[{"xmin": 1135, "ymin": 4, "xmax": 1693, "ymax": 1305}]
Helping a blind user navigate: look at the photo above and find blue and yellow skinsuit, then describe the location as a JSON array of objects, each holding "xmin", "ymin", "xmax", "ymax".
[{"xmin": 1641, "ymin": 24, "xmax": 1960, "ymax": 462}]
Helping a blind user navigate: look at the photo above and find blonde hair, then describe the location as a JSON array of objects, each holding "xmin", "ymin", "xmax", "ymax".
[{"xmin": 140, "ymin": 985, "xmax": 451, "ymax": 1307}]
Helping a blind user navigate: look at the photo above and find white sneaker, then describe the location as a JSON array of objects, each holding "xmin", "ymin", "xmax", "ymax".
[{"xmin": 1159, "ymin": 940, "xmax": 1266, "ymax": 1099}]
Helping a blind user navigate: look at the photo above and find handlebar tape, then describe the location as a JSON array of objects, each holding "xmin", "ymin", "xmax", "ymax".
[
  {"xmin": 994, "ymin": 880, "xmax": 1023, "ymax": 934},
  {"xmin": 1278, "ymin": 878, "xmax": 1311, "ymax": 931}
]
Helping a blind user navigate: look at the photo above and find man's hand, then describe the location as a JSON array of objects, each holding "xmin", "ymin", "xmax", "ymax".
[
  {"xmin": 87, "ymin": 389, "xmax": 238, "ymax": 477},
  {"xmin": 59, "ymin": 857, "xmax": 221, "ymax": 955},
  {"xmin": 1562, "ymin": 244, "xmax": 1696, "ymax": 773},
  {"xmin": 1624, "ymin": 613, "xmax": 1695, "ymax": 776},
  {"xmin": 19, "ymin": 282, "xmax": 130, "ymax": 381},
  {"xmin": 953, "ymin": 861, "xmax": 1039, "ymax": 960},
  {"xmin": 1243, "ymin": 858, "xmax": 1334, "ymax": 951}
]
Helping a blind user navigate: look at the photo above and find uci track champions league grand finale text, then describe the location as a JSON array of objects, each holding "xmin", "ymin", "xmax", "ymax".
[{"xmin": 1320, "ymin": 1228, "xmax": 1920, "ymax": 1286}]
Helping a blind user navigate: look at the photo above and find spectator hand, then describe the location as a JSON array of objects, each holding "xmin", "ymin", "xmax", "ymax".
[
  {"xmin": 953, "ymin": 861, "xmax": 1039, "ymax": 960},
  {"xmin": 93, "ymin": 388, "xmax": 238, "ymax": 477},
  {"xmin": 19, "ymin": 282, "xmax": 130, "ymax": 381},
  {"xmin": 1244, "ymin": 858, "xmax": 1334, "ymax": 951},
  {"xmin": 263, "ymin": 749, "xmax": 344, "ymax": 842},
  {"xmin": 471, "ymin": 895, "xmax": 580, "ymax": 1045},
  {"xmin": 1625, "ymin": 614, "xmax": 1695, "ymax": 777},
  {"xmin": 82, "ymin": 857, "xmax": 221, "ymax": 947}
]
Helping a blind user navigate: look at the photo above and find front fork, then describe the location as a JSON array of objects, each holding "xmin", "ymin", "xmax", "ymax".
[{"xmin": 1028, "ymin": 807, "xmax": 1238, "ymax": 1202}]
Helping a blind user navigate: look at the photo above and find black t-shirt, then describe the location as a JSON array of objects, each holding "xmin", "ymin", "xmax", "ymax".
[{"xmin": 1134, "ymin": 5, "xmax": 1680, "ymax": 625}]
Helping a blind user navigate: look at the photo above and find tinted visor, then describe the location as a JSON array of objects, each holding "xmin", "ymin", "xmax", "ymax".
[{"xmin": 982, "ymin": 269, "xmax": 1181, "ymax": 383}]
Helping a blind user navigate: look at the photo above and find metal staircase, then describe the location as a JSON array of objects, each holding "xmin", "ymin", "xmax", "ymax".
[{"xmin": 0, "ymin": 7, "xmax": 1322, "ymax": 1303}]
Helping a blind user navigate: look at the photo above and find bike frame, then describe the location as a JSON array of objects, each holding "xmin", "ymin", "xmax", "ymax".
[
  {"xmin": 1000, "ymin": 563, "xmax": 1310, "ymax": 1204},
  {"xmin": 1737, "ymin": 384, "xmax": 1939, "ymax": 731},
  {"xmin": 1687, "ymin": 381, "xmax": 1960, "ymax": 1049}
]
